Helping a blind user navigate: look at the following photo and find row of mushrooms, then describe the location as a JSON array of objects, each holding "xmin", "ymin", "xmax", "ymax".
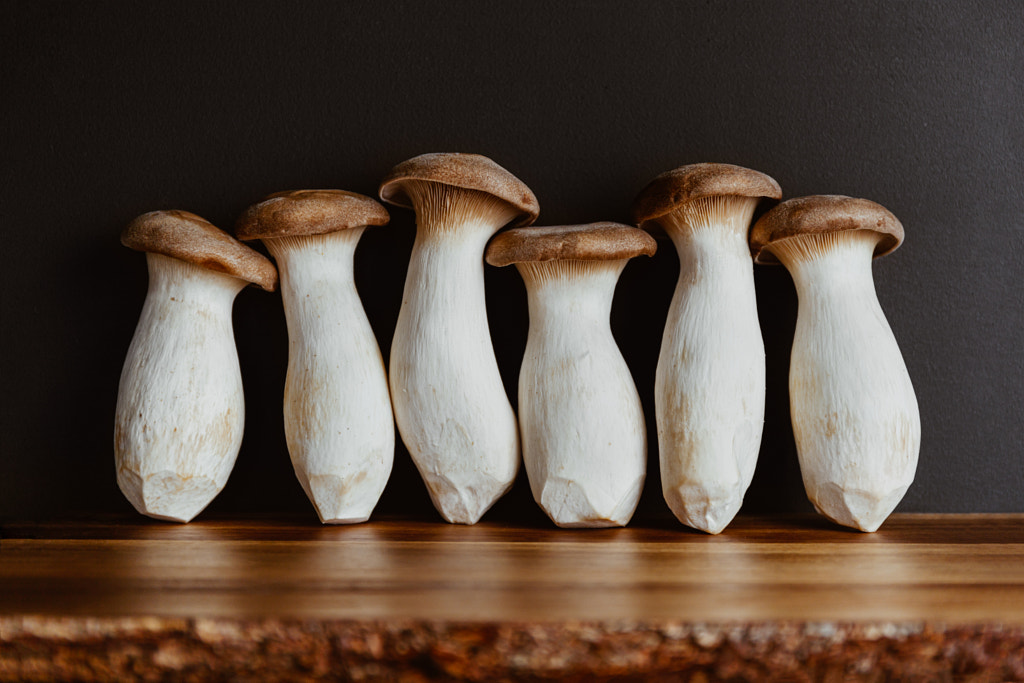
[{"xmin": 114, "ymin": 154, "xmax": 920, "ymax": 533}]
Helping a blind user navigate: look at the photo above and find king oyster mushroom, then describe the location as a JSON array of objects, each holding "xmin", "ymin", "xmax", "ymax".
[
  {"xmin": 750, "ymin": 195, "xmax": 920, "ymax": 532},
  {"xmin": 632, "ymin": 163, "xmax": 781, "ymax": 533},
  {"xmin": 379, "ymin": 153, "xmax": 539, "ymax": 524},
  {"xmin": 115, "ymin": 210, "xmax": 277, "ymax": 522},
  {"xmin": 486, "ymin": 223, "xmax": 656, "ymax": 527},
  {"xmin": 236, "ymin": 190, "xmax": 394, "ymax": 524}
]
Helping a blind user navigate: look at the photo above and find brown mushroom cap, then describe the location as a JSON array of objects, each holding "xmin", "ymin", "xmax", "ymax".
[
  {"xmin": 485, "ymin": 222, "xmax": 657, "ymax": 267},
  {"xmin": 749, "ymin": 195, "xmax": 904, "ymax": 265},
  {"xmin": 122, "ymin": 210, "xmax": 278, "ymax": 291},
  {"xmin": 631, "ymin": 163, "xmax": 782, "ymax": 227},
  {"xmin": 379, "ymin": 153, "xmax": 540, "ymax": 228},
  {"xmin": 235, "ymin": 189, "xmax": 390, "ymax": 241}
]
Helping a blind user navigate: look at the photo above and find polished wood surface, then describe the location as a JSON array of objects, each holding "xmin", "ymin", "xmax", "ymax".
[{"xmin": 3, "ymin": 514, "xmax": 1023, "ymax": 624}]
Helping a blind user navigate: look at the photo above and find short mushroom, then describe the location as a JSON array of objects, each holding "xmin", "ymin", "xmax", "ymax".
[
  {"xmin": 632, "ymin": 163, "xmax": 781, "ymax": 534},
  {"xmin": 486, "ymin": 223, "xmax": 656, "ymax": 527},
  {"xmin": 379, "ymin": 153, "xmax": 539, "ymax": 524},
  {"xmin": 236, "ymin": 190, "xmax": 394, "ymax": 524},
  {"xmin": 750, "ymin": 195, "xmax": 920, "ymax": 532},
  {"xmin": 115, "ymin": 210, "xmax": 277, "ymax": 523}
]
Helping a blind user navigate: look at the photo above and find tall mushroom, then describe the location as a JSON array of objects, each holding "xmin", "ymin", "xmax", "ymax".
[
  {"xmin": 750, "ymin": 195, "xmax": 920, "ymax": 532},
  {"xmin": 632, "ymin": 163, "xmax": 781, "ymax": 534},
  {"xmin": 236, "ymin": 190, "xmax": 394, "ymax": 524},
  {"xmin": 380, "ymin": 153, "xmax": 539, "ymax": 524},
  {"xmin": 486, "ymin": 223, "xmax": 656, "ymax": 527},
  {"xmin": 115, "ymin": 210, "xmax": 277, "ymax": 522}
]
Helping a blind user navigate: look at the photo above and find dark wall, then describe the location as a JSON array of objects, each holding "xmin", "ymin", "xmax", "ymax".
[{"xmin": 2, "ymin": 0, "xmax": 1021, "ymax": 522}]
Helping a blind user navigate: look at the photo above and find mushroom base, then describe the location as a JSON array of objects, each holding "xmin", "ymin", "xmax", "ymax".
[
  {"xmin": 773, "ymin": 231, "xmax": 921, "ymax": 533},
  {"xmin": 390, "ymin": 215, "xmax": 520, "ymax": 525},
  {"xmin": 114, "ymin": 254, "xmax": 248, "ymax": 523},
  {"xmin": 517, "ymin": 260, "xmax": 647, "ymax": 529},
  {"xmin": 655, "ymin": 199, "xmax": 765, "ymax": 535},
  {"xmin": 269, "ymin": 232, "xmax": 395, "ymax": 526}
]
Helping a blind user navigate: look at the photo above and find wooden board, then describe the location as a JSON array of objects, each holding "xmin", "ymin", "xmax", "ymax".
[
  {"xmin": 2, "ymin": 514, "xmax": 1023, "ymax": 681},
  {"xmin": 3, "ymin": 514, "xmax": 1023, "ymax": 623}
]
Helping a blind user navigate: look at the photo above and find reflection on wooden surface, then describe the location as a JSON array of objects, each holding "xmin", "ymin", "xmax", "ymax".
[{"xmin": 3, "ymin": 514, "xmax": 1023, "ymax": 623}]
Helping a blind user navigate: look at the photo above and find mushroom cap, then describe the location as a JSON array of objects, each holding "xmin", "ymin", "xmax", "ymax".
[
  {"xmin": 122, "ymin": 210, "xmax": 278, "ymax": 291},
  {"xmin": 235, "ymin": 189, "xmax": 390, "ymax": 241},
  {"xmin": 749, "ymin": 195, "xmax": 904, "ymax": 265},
  {"xmin": 379, "ymin": 152, "xmax": 540, "ymax": 228},
  {"xmin": 631, "ymin": 162, "xmax": 782, "ymax": 227},
  {"xmin": 485, "ymin": 222, "xmax": 657, "ymax": 267}
]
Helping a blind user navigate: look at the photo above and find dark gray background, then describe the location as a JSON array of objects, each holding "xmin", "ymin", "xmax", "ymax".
[{"xmin": 2, "ymin": 0, "xmax": 1021, "ymax": 523}]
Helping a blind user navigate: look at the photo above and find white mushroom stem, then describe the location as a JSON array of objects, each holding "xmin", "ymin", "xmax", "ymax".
[
  {"xmin": 517, "ymin": 260, "xmax": 646, "ymax": 528},
  {"xmin": 656, "ymin": 195, "xmax": 765, "ymax": 534},
  {"xmin": 264, "ymin": 230, "xmax": 394, "ymax": 524},
  {"xmin": 114, "ymin": 253, "xmax": 248, "ymax": 523},
  {"xmin": 770, "ymin": 229, "xmax": 920, "ymax": 532},
  {"xmin": 390, "ymin": 183, "xmax": 521, "ymax": 524}
]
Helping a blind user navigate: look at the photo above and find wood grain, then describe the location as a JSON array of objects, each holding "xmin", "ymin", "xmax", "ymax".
[
  {"xmin": 3, "ymin": 514, "xmax": 1023, "ymax": 623},
  {"xmin": 3, "ymin": 515, "xmax": 1023, "ymax": 681}
]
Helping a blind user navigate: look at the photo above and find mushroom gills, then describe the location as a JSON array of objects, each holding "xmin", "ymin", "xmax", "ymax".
[
  {"xmin": 771, "ymin": 229, "xmax": 920, "ymax": 532},
  {"xmin": 389, "ymin": 182, "xmax": 522, "ymax": 524}
]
